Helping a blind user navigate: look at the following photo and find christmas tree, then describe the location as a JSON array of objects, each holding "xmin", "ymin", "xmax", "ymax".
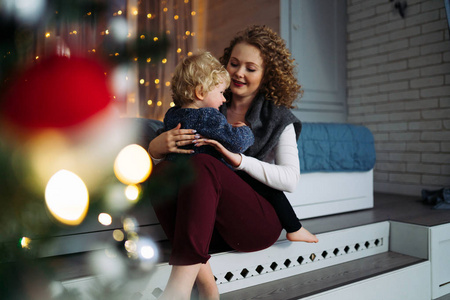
[{"xmin": 0, "ymin": 0, "xmax": 196, "ymax": 298}]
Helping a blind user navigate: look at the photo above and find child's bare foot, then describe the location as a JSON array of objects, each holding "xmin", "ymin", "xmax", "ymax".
[{"xmin": 286, "ymin": 227, "xmax": 319, "ymax": 243}]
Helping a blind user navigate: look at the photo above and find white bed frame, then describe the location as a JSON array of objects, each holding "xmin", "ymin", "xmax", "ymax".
[{"xmin": 285, "ymin": 169, "xmax": 374, "ymax": 220}]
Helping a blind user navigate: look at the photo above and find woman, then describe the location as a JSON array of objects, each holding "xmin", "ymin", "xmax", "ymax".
[{"xmin": 148, "ymin": 25, "xmax": 316, "ymax": 300}]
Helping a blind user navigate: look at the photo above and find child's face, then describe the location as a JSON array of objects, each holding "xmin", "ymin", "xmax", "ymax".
[{"xmin": 202, "ymin": 81, "xmax": 227, "ymax": 110}]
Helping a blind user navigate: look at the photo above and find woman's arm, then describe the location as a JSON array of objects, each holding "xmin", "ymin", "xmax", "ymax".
[
  {"xmin": 148, "ymin": 123, "xmax": 198, "ymax": 160},
  {"xmin": 236, "ymin": 124, "xmax": 300, "ymax": 193}
]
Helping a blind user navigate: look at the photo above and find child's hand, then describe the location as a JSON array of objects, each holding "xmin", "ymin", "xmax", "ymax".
[
  {"xmin": 194, "ymin": 138, "xmax": 242, "ymax": 168},
  {"xmin": 232, "ymin": 121, "xmax": 247, "ymax": 128}
]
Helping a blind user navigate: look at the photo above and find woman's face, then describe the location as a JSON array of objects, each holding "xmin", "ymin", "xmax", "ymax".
[{"xmin": 226, "ymin": 42, "xmax": 264, "ymax": 101}]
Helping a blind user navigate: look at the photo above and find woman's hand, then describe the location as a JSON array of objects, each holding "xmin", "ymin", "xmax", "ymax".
[
  {"xmin": 148, "ymin": 123, "xmax": 199, "ymax": 159},
  {"xmin": 194, "ymin": 139, "xmax": 242, "ymax": 168}
]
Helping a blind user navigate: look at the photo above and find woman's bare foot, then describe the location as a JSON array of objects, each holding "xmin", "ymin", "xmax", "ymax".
[{"xmin": 286, "ymin": 227, "xmax": 318, "ymax": 243}]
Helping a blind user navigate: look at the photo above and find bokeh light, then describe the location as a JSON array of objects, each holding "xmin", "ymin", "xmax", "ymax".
[
  {"xmin": 21, "ymin": 237, "xmax": 31, "ymax": 249},
  {"xmin": 3, "ymin": 0, "xmax": 46, "ymax": 25},
  {"xmin": 45, "ymin": 169, "xmax": 89, "ymax": 226},
  {"xmin": 110, "ymin": 17, "xmax": 129, "ymax": 43},
  {"xmin": 123, "ymin": 217, "xmax": 138, "ymax": 233},
  {"xmin": 114, "ymin": 144, "xmax": 152, "ymax": 185},
  {"xmin": 113, "ymin": 229, "xmax": 125, "ymax": 242},
  {"xmin": 125, "ymin": 184, "xmax": 140, "ymax": 201},
  {"xmin": 98, "ymin": 213, "xmax": 112, "ymax": 226},
  {"xmin": 88, "ymin": 247, "xmax": 126, "ymax": 282}
]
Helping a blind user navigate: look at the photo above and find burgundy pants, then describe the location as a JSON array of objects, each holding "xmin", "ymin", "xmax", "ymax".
[{"xmin": 149, "ymin": 154, "xmax": 283, "ymax": 265}]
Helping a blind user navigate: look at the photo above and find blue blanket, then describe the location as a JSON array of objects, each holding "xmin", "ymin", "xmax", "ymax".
[{"xmin": 298, "ymin": 123, "xmax": 376, "ymax": 173}]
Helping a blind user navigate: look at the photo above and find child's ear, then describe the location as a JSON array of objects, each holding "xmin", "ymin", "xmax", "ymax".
[{"xmin": 195, "ymin": 86, "xmax": 204, "ymax": 100}]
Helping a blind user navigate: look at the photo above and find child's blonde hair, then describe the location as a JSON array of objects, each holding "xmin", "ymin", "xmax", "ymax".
[{"xmin": 171, "ymin": 51, "xmax": 230, "ymax": 107}]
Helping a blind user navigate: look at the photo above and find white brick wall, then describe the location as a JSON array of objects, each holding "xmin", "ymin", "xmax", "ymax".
[{"xmin": 347, "ymin": 0, "xmax": 450, "ymax": 196}]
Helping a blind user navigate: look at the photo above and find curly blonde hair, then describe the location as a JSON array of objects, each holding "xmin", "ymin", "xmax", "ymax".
[
  {"xmin": 171, "ymin": 51, "xmax": 230, "ymax": 107},
  {"xmin": 219, "ymin": 25, "xmax": 302, "ymax": 108}
]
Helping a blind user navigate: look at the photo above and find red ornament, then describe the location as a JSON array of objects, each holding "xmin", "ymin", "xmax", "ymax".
[{"xmin": 2, "ymin": 55, "xmax": 112, "ymax": 129}]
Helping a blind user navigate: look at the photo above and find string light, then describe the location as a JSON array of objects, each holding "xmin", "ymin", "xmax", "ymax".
[
  {"xmin": 45, "ymin": 32, "xmax": 51, "ymax": 38},
  {"xmin": 140, "ymin": 35, "xmax": 145, "ymax": 39},
  {"xmin": 174, "ymin": 15, "xmax": 179, "ymax": 20},
  {"xmin": 157, "ymin": 101, "xmax": 162, "ymax": 106},
  {"xmin": 163, "ymin": 7, "xmax": 168, "ymax": 12},
  {"xmin": 147, "ymin": 13, "xmax": 152, "ymax": 18},
  {"xmin": 133, "ymin": 10, "xmax": 138, "ymax": 15},
  {"xmin": 147, "ymin": 100, "xmax": 153, "ymax": 106},
  {"xmin": 154, "ymin": 79, "xmax": 160, "ymax": 84},
  {"xmin": 118, "ymin": 10, "xmax": 123, "ymax": 15},
  {"xmin": 139, "ymin": 79, "xmax": 145, "ymax": 85},
  {"xmin": 162, "ymin": 58, "xmax": 167, "ymax": 64},
  {"xmin": 165, "ymin": 81, "xmax": 170, "ymax": 87},
  {"xmin": 185, "ymin": 31, "xmax": 190, "ymax": 36},
  {"xmin": 153, "ymin": 37, "xmax": 158, "ymax": 41},
  {"xmin": 191, "ymin": 11, "xmax": 196, "ymax": 16},
  {"xmin": 147, "ymin": 58, "xmax": 151, "ymax": 63},
  {"xmin": 177, "ymin": 48, "xmax": 182, "ymax": 53}
]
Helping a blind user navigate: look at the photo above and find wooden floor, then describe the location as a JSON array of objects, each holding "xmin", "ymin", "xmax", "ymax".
[{"xmin": 303, "ymin": 192, "xmax": 450, "ymax": 236}]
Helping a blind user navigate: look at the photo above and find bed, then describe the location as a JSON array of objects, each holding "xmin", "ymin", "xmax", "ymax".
[{"xmin": 285, "ymin": 122, "xmax": 376, "ymax": 219}]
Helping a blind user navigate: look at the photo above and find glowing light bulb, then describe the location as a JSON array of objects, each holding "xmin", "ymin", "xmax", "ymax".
[
  {"xmin": 45, "ymin": 32, "xmax": 51, "ymax": 38},
  {"xmin": 147, "ymin": 100, "xmax": 153, "ymax": 106},
  {"xmin": 157, "ymin": 101, "xmax": 162, "ymax": 106},
  {"xmin": 139, "ymin": 79, "xmax": 145, "ymax": 84},
  {"xmin": 45, "ymin": 170, "xmax": 89, "ymax": 226},
  {"xmin": 170, "ymin": 102, "xmax": 175, "ymax": 107},
  {"xmin": 162, "ymin": 58, "xmax": 167, "ymax": 64},
  {"xmin": 114, "ymin": 144, "xmax": 152, "ymax": 185},
  {"xmin": 147, "ymin": 13, "xmax": 152, "ymax": 18}
]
